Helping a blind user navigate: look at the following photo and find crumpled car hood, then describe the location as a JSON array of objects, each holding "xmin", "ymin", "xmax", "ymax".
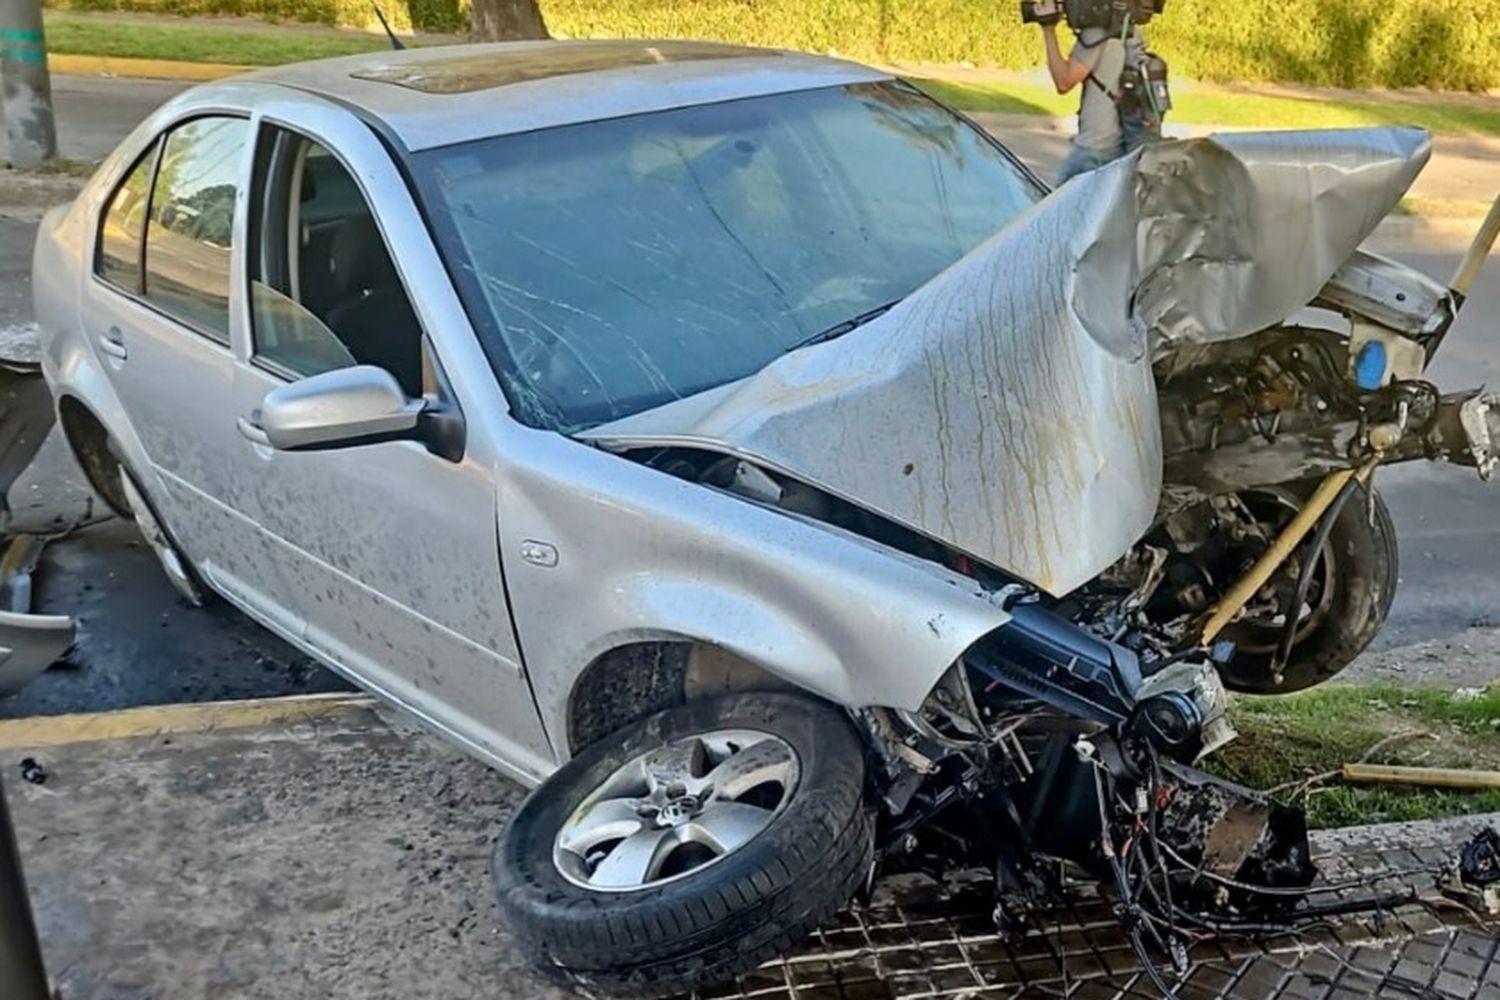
[{"xmin": 584, "ymin": 128, "xmax": 1431, "ymax": 596}]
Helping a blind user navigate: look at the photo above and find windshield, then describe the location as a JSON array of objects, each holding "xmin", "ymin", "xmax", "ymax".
[{"xmin": 414, "ymin": 82, "xmax": 1043, "ymax": 431}]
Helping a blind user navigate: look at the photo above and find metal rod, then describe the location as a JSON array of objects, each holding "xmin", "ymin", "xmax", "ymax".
[
  {"xmin": 0, "ymin": 0, "xmax": 59, "ymax": 169},
  {"xmin": 1271, "ymin": 474, "xmax": 1361, "ymax": 671},
  {"xmin": 1199, "ymin": 465, "xmax": 1370, "ymax": 645},
  {"xmin": 1452, "ymin": 193, "xmax": 1500, "ymax": 299},
  {"xmin": 0, "ymin": 776, "xmax": 49, "ymax": 1000}
]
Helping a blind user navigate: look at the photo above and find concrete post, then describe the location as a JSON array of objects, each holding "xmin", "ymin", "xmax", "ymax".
[
  {"xmin": 0, "ymin": 779, "xmax": 48, "ymax": 1000},
  {"xmin": 0, "ymin": 0, "xmax": 58, "ymax": 169}
]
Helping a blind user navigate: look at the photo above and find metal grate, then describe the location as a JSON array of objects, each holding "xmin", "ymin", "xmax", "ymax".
[{"xmin": 694, "ymin": 845, "xmax": 1500, "ymax": 1000}]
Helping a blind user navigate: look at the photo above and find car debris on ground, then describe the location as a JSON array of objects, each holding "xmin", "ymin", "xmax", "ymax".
[{"xmin": 0, "ymin": 336, "xmax": 75, "ymax": 697}]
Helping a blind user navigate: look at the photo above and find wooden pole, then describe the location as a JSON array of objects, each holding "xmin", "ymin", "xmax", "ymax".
[
  {"xmin": 1452, "ymin": 194, "xmax": 1500, "ymax": 299},
  {"xmin": 1342, "ymin": 762, "xmax": 1500, "ymax": 792}
]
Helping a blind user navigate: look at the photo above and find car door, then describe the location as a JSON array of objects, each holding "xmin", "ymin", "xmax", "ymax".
[
  {"xmin": 230, "ymin": 107, "xmax": 553, "ymax": 781},
  {"xmin": 80, "ymin": 112, "xmax": 295, "ymax": 621}
]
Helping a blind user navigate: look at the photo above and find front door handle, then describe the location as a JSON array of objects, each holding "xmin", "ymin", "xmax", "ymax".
[
  {"xmin": 97, "ymin": 326, "xmax": 127, "ymax": 360},
  {"xmin": 236, "ymin": 414, "xmax": 271, "ymax": 447}
]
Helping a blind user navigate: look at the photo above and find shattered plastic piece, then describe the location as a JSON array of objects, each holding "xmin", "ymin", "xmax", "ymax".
[
  {"xmin": 1444, "ymin": 826, "xmax": 1500, "ymax": 915},
  {"xmin": 589, "ymin": 128, "xmax": 1431, "ymax": 595}
]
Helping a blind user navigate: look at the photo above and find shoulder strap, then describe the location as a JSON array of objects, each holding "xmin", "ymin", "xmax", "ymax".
[
  {"xmin": 1084, "ymin": 31, "xmax": 1128, "ymax": 102},
  {"xmin": 1087, "ymin": 72, "xmax": 1120, "ymax": 102}
]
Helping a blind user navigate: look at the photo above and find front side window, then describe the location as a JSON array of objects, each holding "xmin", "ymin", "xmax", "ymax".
[
  {"xmin": 141, "ymin": 116, "xmax": 249, "ymax": 344},
  {"xmin": 96, "ymin": 142, "xmax": 159, "ymax": 292},
  {"xmin": 248, "ymin": 128, "xmax": 425, "ymax": 395},
  {"xmin": 415, "ymin": 82, "xmax": 1042, "ymax": 431}
]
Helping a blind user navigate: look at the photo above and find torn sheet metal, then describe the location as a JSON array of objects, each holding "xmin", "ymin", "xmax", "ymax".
[
  {"xmin": 1317, "ymin": 249, "xmax": 1455, "ymax": 339},
  {"xmin": 586, "ymin": 128, "xmax": 1430, "ymax": 596}
]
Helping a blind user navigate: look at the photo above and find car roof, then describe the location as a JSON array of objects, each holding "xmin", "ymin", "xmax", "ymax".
[{"xmin": 236, "ymin": 39, "xmax": 891, "ymax": 152}]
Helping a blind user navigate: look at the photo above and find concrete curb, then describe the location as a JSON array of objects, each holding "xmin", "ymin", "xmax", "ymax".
[
  {"xmin": 0, "ymin": 691, "xmax": 378, "ymax": 749},
  {"xmin": 47, "ymin": 52, "xmax": 250, "ymax": 81},
  {"xmin": 1372, "ymin": 213, "xmax": 1491, "ymax": 241},
  {"xmin": 0, "ymin": 170, "xmax": 87, "ymax": 211}
]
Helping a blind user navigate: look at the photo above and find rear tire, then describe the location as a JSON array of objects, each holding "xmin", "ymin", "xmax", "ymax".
[{"xmin": 494, "ymin": 691, "xmax": 872, "ymax": 998}]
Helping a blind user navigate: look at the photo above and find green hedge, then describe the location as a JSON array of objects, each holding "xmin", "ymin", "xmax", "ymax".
[
  {"xmin": 542, "ymin": 0, "xmax": 1500, "ymax": 91},
  {"xmin": 42, "ymin": 0, "xmax": 1500, "ymax": 90},
  {"xmin": 44, "ymin": 0, "xmax": 470, "ymax": 34}
]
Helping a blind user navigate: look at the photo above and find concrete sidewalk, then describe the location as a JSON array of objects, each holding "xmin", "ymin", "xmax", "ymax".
[{"xmin": 4, "ymin": 694, "xmax": 1497, "ymax": 1000}]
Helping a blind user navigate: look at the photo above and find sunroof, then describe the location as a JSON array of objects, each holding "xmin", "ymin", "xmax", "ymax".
[{"xmin": 350, "ymin": 40, "xmax": 777, "ymax": 95}]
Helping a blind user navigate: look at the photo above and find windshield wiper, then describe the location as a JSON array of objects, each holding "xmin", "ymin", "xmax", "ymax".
[{"xmin": 788, "ymin": 298, "xmax": 903, "ymax": 353}]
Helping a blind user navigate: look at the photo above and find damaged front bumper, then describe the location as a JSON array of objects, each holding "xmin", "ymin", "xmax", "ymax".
[
  {"xmin": 0, "ymin": 610, "xmax": 74, "ymax": 697},
  {"xmin": 0, "ymin": 358, "xmax": 77, "ymax": 696}
]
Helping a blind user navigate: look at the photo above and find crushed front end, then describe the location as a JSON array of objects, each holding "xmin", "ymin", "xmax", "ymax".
[{"xmin": 862, "ymin": 594, "xmax": 1460, "ymax": 991}]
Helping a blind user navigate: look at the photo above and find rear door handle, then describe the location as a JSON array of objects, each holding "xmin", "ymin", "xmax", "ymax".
[
  {"xmin": 97, "ymin": 326, "xmax": 127, "ymax": 360},
  {"xmin": 236, "ymin": 414, "xmax": 271, "ymax": 447}
]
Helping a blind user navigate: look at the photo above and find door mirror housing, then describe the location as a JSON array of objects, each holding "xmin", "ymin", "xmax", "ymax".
[{"xmin": 260, "ymin": 365, "xmax": 426, "ymax": 452}]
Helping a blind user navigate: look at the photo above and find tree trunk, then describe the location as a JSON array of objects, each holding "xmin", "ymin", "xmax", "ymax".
[{"xmin": 470, "ymin": 0, "xmax": 550, "ymax": 41}]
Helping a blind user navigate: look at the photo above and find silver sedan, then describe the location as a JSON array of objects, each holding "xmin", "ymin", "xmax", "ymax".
[{"xmin": 34, "ymin": 38, "xmax": 1499, "ymax": 998}]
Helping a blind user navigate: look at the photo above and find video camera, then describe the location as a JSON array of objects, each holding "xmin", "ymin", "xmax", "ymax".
[{"xmin": 1021, "ymin": 0, "xmax": 1166, "ymax": 31}]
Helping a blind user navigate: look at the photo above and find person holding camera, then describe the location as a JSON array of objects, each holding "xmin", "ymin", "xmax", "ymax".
[{"xmin": 1028, "ymin": 0, "xmax": 1160, "ymax": 184}]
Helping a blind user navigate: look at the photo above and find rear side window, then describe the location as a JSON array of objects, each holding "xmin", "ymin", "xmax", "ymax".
[
  {"xmin": 96, "ymin": 143, "xmax": 159, "ymax": 292},
  {"xmin": 141, "ymin": 117, "xmax": 249, "ymax": 344}
]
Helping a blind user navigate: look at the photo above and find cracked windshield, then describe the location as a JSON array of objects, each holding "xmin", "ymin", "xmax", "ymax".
[{"xmin": 417, "ymin": 82, "xmax": 1040, "ymax": 429}]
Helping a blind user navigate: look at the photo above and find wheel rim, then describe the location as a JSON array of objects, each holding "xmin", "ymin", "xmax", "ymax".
[
  {"xmin": 553, "ymin": 729, "xmax": 800, "ymax": 892},
  {"xmin": 1223, "ymin": 490, "xmax": 1339, "ymax": 655}
]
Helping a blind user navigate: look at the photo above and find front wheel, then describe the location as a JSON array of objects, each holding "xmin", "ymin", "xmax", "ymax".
[
  {"xmin": 493, "ymin": 691, "xmax": 873, "ymax": 998},
  {"xmin": 1214, "ymin": 481, "xmax": 1399, "ymax": 693}
]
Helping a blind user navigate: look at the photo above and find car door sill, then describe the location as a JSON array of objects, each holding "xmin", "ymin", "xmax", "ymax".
[{"xmin": 204, "ymin": 571, "xmax": 553, "ymax": 788}]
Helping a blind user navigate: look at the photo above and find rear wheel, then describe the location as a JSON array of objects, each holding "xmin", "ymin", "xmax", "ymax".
[{"xmin": 494, "ymin": 691, "xmax": 873, "ymax": 998}]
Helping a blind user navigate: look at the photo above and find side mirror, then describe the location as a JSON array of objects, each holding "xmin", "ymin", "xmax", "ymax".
[{"xmin": 257, "ymin": 365, "xmax": 425, "ymax": 452}]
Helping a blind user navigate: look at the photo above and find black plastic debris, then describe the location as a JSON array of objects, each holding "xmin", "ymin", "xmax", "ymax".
[
  {"xmin": 17, "ymin": 759, "xmax": 44, "ymax": 787},
  {"xmin": 1460, "ymin": 826, "xmax": 1500, "ymax": 887}
]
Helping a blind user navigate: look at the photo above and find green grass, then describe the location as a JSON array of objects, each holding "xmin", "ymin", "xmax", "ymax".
[
  {"xmin": 43, "ymin": 11, "xmax": 398, "ymax": 66},
  {"xmin": 913, "ymin": 77, "xmax": 1500, "ymax": 139},
  {"xmin": 1208, "ymin": 684, "xmax": 1500, "ymax": 830},
  {"xmin": 1396, "ymin": 194, "xmax": 1496, "ymax": 219}
]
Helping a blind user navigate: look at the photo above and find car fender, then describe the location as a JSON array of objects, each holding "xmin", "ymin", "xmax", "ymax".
[{"xmin": 492, "ymin": 424, "xmax": 1013, "ymax": 755}]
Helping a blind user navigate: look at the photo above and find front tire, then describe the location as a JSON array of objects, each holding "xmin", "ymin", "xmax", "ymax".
[
  {"xmin": 1218, "ymin": 481, "xmax": 1399, "ymax": 693},
  {"xmin": 494, "ymin": 691, "xmax": 872, "ymax": 998}
]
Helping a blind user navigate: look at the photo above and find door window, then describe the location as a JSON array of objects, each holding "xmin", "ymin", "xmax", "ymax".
[
  {"xmin": 141, "ymin": 117, "xmax": 249, "ymax": 344},
  {"xmin": 96, "ymin": 142, "xmax": 160, "ymax": 292},
  {"xmin": 249, "ymin": 128, "xmax": 425, "ymax": 395}
]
